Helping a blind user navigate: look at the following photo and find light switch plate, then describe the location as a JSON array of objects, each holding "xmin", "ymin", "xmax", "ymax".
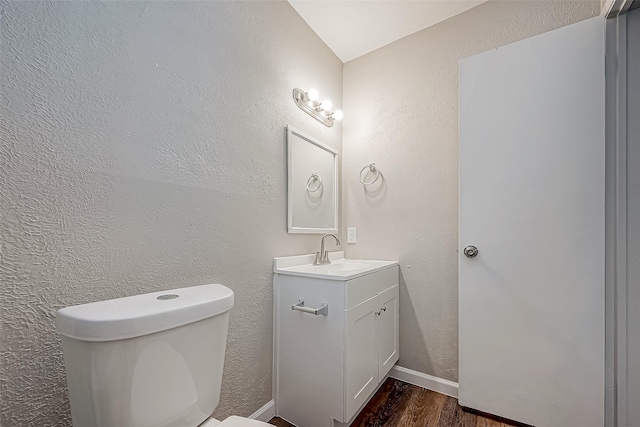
[{"xmin": 347, "ymin": 227, "xmax": 357, "ymax": 244}]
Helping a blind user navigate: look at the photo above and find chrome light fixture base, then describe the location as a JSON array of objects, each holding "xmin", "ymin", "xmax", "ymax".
[{"xmin": 293, "ymin": 88, "xmax": 338, "ymax": 127}]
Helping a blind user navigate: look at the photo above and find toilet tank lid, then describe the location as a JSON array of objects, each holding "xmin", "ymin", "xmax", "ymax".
[{"xmin": 56, "ymin": 284, "xmax": 234, "ymax": 342}]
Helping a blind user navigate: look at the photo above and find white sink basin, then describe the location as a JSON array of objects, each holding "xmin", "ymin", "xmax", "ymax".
[
  {"xmin": 325, "ymin": 262, "xmax": 368, "ymax": 272},
  {"xmin": 295, "ymin": 261, "xmax": 369, "ymax": 275},
  {"xmin": 274, "ymin": 252, "xmax": 398, "ymax": 280}
]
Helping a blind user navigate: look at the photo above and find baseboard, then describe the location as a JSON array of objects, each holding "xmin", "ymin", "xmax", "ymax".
[
  {"xmin": 249, "ymin": 399, "xmax": 276, "ymax": 422},
  {"xmin": 388, "ymin": 365, "xmax": 459, "ymax": 398}
]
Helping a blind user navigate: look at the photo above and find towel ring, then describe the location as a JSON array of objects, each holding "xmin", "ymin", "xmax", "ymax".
[
  {"xmin": 359, "ymin": 163, "xmax": 380, "ymax": 185},
  {"xmin": 306, "ymin": 173, "xmax": 322, "ymax": 192}
]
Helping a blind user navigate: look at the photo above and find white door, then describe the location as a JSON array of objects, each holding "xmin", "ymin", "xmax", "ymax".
[
  {"xmin": 378, "ymin": 285, "xmax": 399, "ymax": 379},
  {"xmin": 624, "ymin": 9, "xmax": 640, "ymax": 427},
  {"xmin": 344, "ymin": 295, "xmax": 379, "ymax": 421},
  {"xmin": 459, "ymin": 16, "xmax": 605, "ymax": 427}
]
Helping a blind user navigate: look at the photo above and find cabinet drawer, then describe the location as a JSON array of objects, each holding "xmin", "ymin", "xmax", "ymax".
[{"xmin": 345, "ymin": 266, "xmax": 398, "ymax": 309}]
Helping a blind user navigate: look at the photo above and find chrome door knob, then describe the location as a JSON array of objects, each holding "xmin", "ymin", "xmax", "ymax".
[{"xmin": 463, "ymin": 245, "xmax": 479, "ymax": 258}]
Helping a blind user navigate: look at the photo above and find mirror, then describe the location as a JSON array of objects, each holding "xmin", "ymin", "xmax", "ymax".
[{"xmin": 287, "ymin": 126, "xmax": 338, "ymax": 234}]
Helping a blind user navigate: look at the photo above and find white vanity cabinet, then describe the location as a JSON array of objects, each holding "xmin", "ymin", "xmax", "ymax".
[{"xmin": 273, "ymin": 253, "xmax": 399, "ymax": 427}]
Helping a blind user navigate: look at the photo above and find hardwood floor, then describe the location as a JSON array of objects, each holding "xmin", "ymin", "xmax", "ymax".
[
  {"xmin": 268, "ymin": 418, "xmax": 298, "ymax": 427},
  {"xmin": 269, "ymin": 378, "xmax": 524, "ymax": 427}
]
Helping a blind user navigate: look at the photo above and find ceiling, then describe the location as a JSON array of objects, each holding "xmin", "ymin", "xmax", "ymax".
[{"xmin": 288, "ymin": 0, "xmax": 488, "ymax": 63}]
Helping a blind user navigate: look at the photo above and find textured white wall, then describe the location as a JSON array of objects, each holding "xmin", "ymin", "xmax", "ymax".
[
  {"xmin": 0, "ymin": 1, "xmax": 342, "ymax": 425},
  {"xmin": 342, "ymin": 0, "xmax": 600, "ymax": 382}
]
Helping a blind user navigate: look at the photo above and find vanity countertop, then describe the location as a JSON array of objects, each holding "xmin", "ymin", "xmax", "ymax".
[{"xmin": 274, "ymin": 251, "xmax": 398, "ymax": 281}]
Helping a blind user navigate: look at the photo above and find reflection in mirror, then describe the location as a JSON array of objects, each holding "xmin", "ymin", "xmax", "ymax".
[{"xmin": 287, "ymin": 126, "xmax": 338, "ymax": 234}]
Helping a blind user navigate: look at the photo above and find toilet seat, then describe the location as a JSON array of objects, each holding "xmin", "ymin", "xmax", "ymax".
[{"xmin": 201, "ymin": 416, "xmax": 273, "ymax": 427}]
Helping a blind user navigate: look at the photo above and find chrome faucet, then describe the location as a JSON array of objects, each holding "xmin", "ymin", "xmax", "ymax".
[{"xmin": 313, "ymin": 233, "xmax": 341, "ymax": 265}]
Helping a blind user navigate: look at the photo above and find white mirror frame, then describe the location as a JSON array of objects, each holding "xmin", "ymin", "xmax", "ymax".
[{"xmin": 287, "ymin": 125, "xmax": 339, "ymax": 234}]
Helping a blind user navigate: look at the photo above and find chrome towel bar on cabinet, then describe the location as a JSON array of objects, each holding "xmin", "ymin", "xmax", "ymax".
[{"xmin": 291, "ymin": 300, "xmax": 328, "ymax": 316}]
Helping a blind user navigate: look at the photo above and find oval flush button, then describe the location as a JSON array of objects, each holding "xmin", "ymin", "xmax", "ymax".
[{"xmin": 157, "ymin": 294, "xmax": 179, "ymax": 300}]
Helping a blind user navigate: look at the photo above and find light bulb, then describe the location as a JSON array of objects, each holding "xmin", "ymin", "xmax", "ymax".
[
  {"xmin": 307, "ymin": 88, "xmax": 319, "ymax": 102},
  {"xmin": 332, "ymin": 110, "xmax": 344, "ymax": 121},
  {"xmin": 320, "ymin": 99, "xmax": 332, "ymax": 111}
]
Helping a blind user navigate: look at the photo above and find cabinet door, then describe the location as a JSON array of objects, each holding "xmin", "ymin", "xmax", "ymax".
[
  {"xmin": 378, "ymin": 285, "xmax": 399, "ymax": 379},
  {"xmin": 344, "ymin": 295, "xmax": 379, "ymax": 421}
]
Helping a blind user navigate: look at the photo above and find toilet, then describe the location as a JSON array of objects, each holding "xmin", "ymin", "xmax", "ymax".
[{"xmin": 56, "ymin": 284, "xmax": 272, "ymax": 427}]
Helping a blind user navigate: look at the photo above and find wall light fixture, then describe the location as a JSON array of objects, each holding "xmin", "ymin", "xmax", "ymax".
[{"xmin": 293, "ymin": 88, "xmax": 343, "ymax": 127}]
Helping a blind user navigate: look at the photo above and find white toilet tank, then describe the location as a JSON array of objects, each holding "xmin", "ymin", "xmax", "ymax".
[{"xmin": 56, "ymin": 284, "xmax": 234, "ymax": 427}]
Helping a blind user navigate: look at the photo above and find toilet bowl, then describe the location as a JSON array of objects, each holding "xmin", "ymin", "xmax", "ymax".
[{"xmin": 56, "ymin": 284, "xmax": 271, "ymax": 427}]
